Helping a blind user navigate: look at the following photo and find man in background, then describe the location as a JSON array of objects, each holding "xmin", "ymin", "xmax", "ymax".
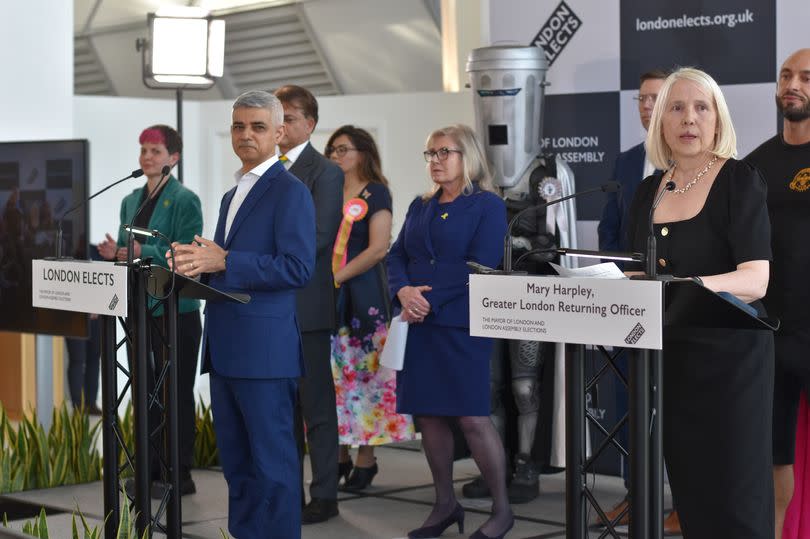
[
  {"xmin": 274, "ymin": 84, "xmax": 344, "ymax": 524},
  {"xmin": 745, "ymin": 48, "xmax": 810, "ymax": 539},
  {"xmin": 598, "ymin": 69, "xmax": 668, "ymax": 255}
]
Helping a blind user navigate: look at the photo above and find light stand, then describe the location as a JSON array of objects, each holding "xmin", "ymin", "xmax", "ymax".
[{"xmin": 135, "ymin": 7, "xmax": 225, "ymax": 183}]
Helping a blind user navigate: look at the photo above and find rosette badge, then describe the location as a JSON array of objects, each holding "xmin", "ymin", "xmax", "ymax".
[{"xmin": 331, "ymin": 198, "xmax": 369, "ymax": 287}]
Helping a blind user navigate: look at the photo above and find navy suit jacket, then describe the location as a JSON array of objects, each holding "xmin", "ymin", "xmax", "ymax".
[
  {"xmin": 598, "ymin": 142, "xmax": 646, "ymax": 252},
  {"xmin": 201, "ymin": 160, "xmax": 316, "ymax": 379},
  {"xmin": 387, "ymin": 188, "xmax": 506, "ymax": 329}
]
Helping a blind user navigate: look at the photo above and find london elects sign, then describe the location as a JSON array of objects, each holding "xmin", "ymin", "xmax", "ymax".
[{"xmin": 32, "ymin": 259, "xmax": 128, "ymax": 317}]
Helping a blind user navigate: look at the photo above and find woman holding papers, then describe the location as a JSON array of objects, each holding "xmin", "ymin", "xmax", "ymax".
[
  {"xmin": 625, "ymin": 68, "xmax": 774, "ymax": 538},
  {"xmin": 387, "ymin": 124, "xmax": 511, "ymax": 539},
  {"xmin": 325, "ymin": 125, "xmax": 414, "ymax": 492}
]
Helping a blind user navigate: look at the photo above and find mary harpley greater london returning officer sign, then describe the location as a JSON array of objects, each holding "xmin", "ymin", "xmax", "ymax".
[{"xmin": 469, "ymin": 274, "xmax": 662, "ymax": 349}]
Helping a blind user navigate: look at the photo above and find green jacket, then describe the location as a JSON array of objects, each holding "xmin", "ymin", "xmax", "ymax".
[{"xmin": 116, "ymin": 176, "xmax": 203, "ymax": 315}]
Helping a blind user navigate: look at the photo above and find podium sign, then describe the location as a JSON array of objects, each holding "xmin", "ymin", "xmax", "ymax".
[
  {"xmin": 32, "ymin": 260, "xmax": 128, "ymax": 317},
  {"xmin": 469, "ymin": 274, "xmax": 663, "ymax": 349}
]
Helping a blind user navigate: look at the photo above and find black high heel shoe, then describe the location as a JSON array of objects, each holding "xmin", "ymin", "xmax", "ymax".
[
  {"xmin": 340, "ymin": 461, "xmax": 378, "ymax": 492},
  {"xmin": 407, "ymin": 503, "xmax": 465, "ymax": 538},
  {"xmin": 338, "ymin": 458, "xmax": 354, "ymax": 484},
  {"xmin": 468, "ymin": 516, "xmax": 514, "ymax": 539}
]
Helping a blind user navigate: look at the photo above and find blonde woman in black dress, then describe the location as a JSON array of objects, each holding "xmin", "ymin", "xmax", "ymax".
[{"xmin": 625, "ymin": 67, "xmax": 774, "ymax": 538}]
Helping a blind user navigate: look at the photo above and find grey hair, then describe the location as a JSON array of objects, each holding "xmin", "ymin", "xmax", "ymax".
[{"xmin": 233, "ymin": 90, "xmax": 284, "ymax": 127}]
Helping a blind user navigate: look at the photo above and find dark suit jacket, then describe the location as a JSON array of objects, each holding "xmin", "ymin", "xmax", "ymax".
[
  {"xmin": 201, "ymin": 160, "xmax": 315, "ymax": 379},
  {"xmin": 288, "ymin": 142, "xmax": 344, "ymax": 333},
  {"xmin": 598, "ymin": 142, "xmax": 646, "ymax": 252}
]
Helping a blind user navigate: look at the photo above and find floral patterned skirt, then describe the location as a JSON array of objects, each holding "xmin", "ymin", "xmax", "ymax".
[{"xmin": 330, "ymin": 311, "xmax": 415, "ymax": 446}]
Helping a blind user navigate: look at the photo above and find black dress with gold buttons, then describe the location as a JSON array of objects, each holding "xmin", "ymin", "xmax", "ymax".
[{"xmin": 626, "ymin": 158, "xmax": 775, "ymax": 539}]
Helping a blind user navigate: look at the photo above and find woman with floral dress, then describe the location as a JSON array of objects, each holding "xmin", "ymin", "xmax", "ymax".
[{"xmin": 326, "ymin": 125, "xmax": 414, "ymax": 491}]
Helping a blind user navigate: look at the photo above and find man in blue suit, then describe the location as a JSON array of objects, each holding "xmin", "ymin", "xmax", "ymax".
[
  {"xmin": 598, "ymin": 69, "xmax": 667, "ymax": 255},
  {"xmin": 170, "ymin": 90, "xmax": 315, "ymax": 539}
]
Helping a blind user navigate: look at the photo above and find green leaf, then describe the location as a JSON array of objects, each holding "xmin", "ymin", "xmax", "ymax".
[{"xmin": 36, "ymin": 507, "xmax": 48, "ymax": 539}]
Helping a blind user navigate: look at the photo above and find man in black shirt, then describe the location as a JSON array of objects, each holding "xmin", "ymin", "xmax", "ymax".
[{"xmin": 745, "ymin": 48, "xmax": 810, "ymax": 538}]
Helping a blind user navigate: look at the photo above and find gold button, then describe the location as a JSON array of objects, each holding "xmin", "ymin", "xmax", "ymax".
[
  {"xmin": 661, "ymin": 226, "xmax": 669, "ymax": 237},
  {"xmin": 658, "ymin": 258, "xmax": 667, "ymax": 267}
]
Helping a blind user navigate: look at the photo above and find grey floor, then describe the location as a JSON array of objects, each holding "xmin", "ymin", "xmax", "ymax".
[{"xmin": 0, "ymin": 443, "xmax": 676, "ymax": 538}]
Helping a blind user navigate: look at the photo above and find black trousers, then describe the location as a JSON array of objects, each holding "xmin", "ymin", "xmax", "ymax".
[
  {"xmin": 294, "ymin": 330, "xmax": 339, "ymax": 500},
  {"xmin": 147, "ymin": 310, "xmax": 202, "ymax": 478},
  {"xmin": 66, "ymin": 316, "xmax": 101, "ymax": 408}
]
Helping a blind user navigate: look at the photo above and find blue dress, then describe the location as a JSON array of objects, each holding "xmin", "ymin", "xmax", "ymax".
[
  {"xmin": 387, "ymin": 187, "xmax": 506, "ymax": 416},
  {"xmin": 331, "ymin": 182, "xmax": 415, "ymax": 444}
]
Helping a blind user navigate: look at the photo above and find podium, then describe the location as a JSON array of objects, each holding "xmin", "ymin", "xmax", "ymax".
[
  {"xmin": 469, "ymin": 274, "xmax": 777, "ymax": 539},
  {"xmin": 33, "ymin": 259, "xmax": 248, "ymax": 539}
]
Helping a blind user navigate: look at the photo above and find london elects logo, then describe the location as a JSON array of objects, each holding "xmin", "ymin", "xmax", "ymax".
[
  {"xmin": 625, "ymin": 322, "xmax": 645, "ymax": 345},
  {"xmin": 109, "ymin": 294, "xmax": 119, "ymax": 311},
  {"xmin": 530, "ymin": 1, "xmax": 582, "ymax": 66}
]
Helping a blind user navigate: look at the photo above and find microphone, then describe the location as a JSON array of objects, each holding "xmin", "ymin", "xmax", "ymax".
[
  {"xmin": 126, "ymin": 165, "xmax": 171, "ymax": 266},
  {"xmin": 503, "ymin": 181, "xmax": 621, "ymax": 272},
  {"xmin": 54, "ymin": 169, "xmax": 143, "ymax": 259},
  {"xmin": 121, "ymin": 224, "xmax": 159, "ymax": 238},
  {"xmin": 646, "ymin": 179, "xmax": 676, "ymax": 277}
]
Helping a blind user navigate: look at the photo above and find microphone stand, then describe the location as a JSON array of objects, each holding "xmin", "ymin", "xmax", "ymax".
[
  {"xmin": 53, "ymin": 169, "xmax": 144, "ymax": 259},
  {"xmin": 125, "ymin": 166, "xmax": 171, "ymax": 268},
  {"xmin": 645, "ymin": 180, "xmax": 676, "ymax": 278},
  {"xmin": 503, "ymin": 181, "xmax": 620, "ymax": 272}
]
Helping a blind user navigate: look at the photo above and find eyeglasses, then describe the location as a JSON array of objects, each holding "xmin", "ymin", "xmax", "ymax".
[
  {"xmin": 423, "ymin": 147, "xmax": 462, "ymax": 162},
  {"xmin": 326, "ymin": 145, "xmax": 358, "ymax": 158},
  {"xmin": 634, "ymin": 94, "xmax": 658, "ymax": 105}
]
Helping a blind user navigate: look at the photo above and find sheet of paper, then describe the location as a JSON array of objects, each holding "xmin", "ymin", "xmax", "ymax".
[{"xmin": 549, "ymin": 261, "xmax": 627, "ymax": 279}]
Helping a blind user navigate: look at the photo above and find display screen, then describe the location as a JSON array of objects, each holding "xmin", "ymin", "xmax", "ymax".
[{"xmin": 0, "ymin": 139, "xmax": 89, "ymax": 337}]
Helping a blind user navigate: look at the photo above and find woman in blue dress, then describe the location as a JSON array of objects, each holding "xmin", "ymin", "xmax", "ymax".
[
  {"xmin": 388, "ymin": 124, "xmax": 512, "ymax": 539},
  {"xmin": 326, "ymin": 126, "xmax": 415, "ymax": 492}
]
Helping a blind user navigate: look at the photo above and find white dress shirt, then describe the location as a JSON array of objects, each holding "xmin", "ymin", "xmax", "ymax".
[
  {"xmin": 224, "ymin": 155, "xmax": 279, "ymax": 239},
  {"xmin": 643, "ymin": 154, "xmax": 656, "ymax": 179}
]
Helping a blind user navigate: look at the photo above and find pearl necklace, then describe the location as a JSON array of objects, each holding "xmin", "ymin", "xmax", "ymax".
[{"xmin": 668, "ymin": 155, "xmax": 718, "ymax": 195}]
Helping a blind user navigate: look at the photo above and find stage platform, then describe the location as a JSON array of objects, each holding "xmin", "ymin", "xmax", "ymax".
[{"xmin": 0, "ymin": 443, "xmax": 676, "ymax": 538}]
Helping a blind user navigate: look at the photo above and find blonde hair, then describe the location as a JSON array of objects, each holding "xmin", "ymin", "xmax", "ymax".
[
  {"xmin": 646, "ymin": 67, "xmax": 737, "ymax": 170},
  {"xmin": 422, "ymin": 124, "xmax": 497, "ymax": 200}
]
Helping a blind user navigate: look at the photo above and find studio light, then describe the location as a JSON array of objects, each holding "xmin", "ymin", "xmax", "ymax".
[
  {"xmin": 137, "ymin": 7, "xmax": 225, "ymax": 90},
  {"xmin": 135, "ymin": 6, "xmax": 225, "ymax": 182}
]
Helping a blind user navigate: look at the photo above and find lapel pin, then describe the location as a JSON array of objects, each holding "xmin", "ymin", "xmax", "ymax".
[{"xmin": 441, "ymin": 212, "xmax": 449, "ymax": 220}]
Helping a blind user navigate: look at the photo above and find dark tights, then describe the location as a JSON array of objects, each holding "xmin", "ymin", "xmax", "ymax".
[{"xmin": 416, "ymin": 415, "xmax": 513, "ymax": 537}]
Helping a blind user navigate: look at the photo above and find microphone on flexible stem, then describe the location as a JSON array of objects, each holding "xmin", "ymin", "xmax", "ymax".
[
  {"xmin": 125, "ymin": 165, "xmax": 171, "ymax": 267},
  {"xmin": 503, "ymin": 181, "xmax": 620, "ymax": 273},
  {"xmin": 646, "ymin": 180, "xmax": 676, "ymax": 277},
  {"xmin": 53, "ymin": 169, "xmax": 144, "ymax": 259}
]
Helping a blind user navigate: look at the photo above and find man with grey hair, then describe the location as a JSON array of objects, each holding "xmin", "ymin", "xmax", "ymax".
[{"xmin": 170, "ymin": 89, "xmax": 315, "ymax": 538}]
